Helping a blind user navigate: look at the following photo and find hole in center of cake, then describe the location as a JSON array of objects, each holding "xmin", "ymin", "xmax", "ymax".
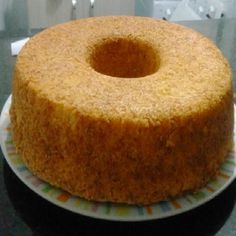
[{"xmin": 89, "ymin": 38, "xmax": 160, "ymax": 78}]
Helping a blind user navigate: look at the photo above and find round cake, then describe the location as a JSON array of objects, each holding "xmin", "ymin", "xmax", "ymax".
[{"xmin": 10, "ymin": 16, "xmax": 234, "ymax": 205}]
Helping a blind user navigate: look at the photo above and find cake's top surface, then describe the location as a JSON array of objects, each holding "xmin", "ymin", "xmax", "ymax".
[{"xmin": 15, "ymin": 16, "xmax": 232, "ymax": 124}]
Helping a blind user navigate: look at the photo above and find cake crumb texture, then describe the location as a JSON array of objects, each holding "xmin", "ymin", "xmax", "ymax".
[{"xmin": 10, "ymin": 16, "xmax": 234, "ymax": 205}]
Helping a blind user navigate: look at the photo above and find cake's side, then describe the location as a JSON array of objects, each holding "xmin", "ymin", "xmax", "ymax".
[
  {"xmin": 10, "ymin": 70, "xmax": 233, "ymax": 204},
  {"xmin": 10, "ymin": 16, "xmax": 234, "ymax": 205}
]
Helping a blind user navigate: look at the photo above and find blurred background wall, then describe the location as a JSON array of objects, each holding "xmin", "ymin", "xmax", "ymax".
[{"xmin": 0, "ymin": 0, "xmax": 236, "ymax": 35}]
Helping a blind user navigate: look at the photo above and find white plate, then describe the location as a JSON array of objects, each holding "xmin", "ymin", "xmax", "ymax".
[{"xmin": 1, "ymin": 95, "xmax": 236, "ymax": 221}]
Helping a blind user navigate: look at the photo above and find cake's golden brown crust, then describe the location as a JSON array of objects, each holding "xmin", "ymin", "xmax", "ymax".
[{"xmin": 10, "ymin": 16, "xmax": 233, "ymax": 204}]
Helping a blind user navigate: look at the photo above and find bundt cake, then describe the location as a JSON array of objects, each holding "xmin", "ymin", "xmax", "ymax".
[{"xmin": 10, "ymin": 16, "xmax": 234, "ymax": 205}]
